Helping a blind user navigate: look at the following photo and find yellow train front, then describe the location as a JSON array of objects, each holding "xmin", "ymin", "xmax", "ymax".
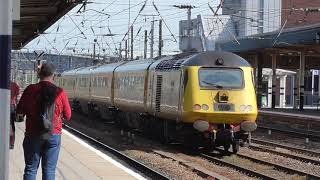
[{"xmin": 180, "ymin": 52, "xmax": 258, "ymax": 152}]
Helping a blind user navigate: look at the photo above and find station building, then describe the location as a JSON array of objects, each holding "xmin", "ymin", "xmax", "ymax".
[{"xmin": 179, "ymin": 0, "xmax": 320, "ymax": 109}]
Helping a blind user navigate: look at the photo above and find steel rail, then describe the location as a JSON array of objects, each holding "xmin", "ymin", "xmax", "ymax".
[
  {"xmin": 200, "ymin": 153, "xmax": 277, "ymax": 180},
  {"xmin": 153, "ymin": 150, "xmax": 229, "ymax": 180},
  {"xmin": 63, "ymin": 124, "xmax": 170, "ymax": 180},
  {"xmin": 252, "ymin": 138, "xmax": 320, "ymax": 157},
  {"xmin": 235, "ymin": 153, "xmax": 320, "ymax": 180},
  {"xmin": 249, "ymin": 144, "xmax": 320, "ymax": 165}
]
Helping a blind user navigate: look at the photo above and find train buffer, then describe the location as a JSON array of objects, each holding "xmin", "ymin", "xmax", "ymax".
[{"xmin": 9, "ymin": 123, "xmax": 145, "ymax": 180}]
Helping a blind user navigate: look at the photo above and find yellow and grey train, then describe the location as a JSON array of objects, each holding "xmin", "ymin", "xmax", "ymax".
[{"xmin": 57, "ymin": 51, "xmax": 258, "ymax": 153}]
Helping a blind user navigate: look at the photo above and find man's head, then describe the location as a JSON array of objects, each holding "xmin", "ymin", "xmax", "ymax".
[{"xmin": 38, "ymin": 63, "xmax": 56, "ymax": 81}]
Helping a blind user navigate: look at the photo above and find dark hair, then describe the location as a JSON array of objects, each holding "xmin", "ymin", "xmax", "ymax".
[{"xmin": 38, "ymin": 63, "xmax": 56, "ymax": 79}]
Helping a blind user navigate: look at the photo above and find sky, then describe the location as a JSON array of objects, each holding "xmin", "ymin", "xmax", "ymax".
[{"xmin": 24, "ymin": 0, "xmax": 220, "ymax": 58}]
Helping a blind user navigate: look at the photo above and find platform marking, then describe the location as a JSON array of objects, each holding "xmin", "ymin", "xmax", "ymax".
[{"xmin": 62, "ymin": 129, "xmax": 147, "ymax": 180}]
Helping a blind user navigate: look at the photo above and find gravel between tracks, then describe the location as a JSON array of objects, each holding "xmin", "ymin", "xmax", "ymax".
[
  {"xmin": 68, "ymin": 113, "xmax": 256, "ymax": 180},
  {"xmin": 239, "ymin": 148, "xmax": 320, "ymax": 177},
  {"xmin": 253, "ymin": 131, "xmax": 320, "ymax": 152}
]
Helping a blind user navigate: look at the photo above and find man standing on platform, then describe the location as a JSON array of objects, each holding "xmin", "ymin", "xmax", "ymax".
[{"xmin": 17, "ymin": 63, "xmax": 72, "ymax": 180}]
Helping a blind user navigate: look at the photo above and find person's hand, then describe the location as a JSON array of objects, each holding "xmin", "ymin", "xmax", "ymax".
[{"xmin": 16, "ymin": 114, "xmax": 25, "ymax": 122}]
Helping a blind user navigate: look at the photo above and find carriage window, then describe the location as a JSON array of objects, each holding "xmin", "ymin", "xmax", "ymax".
[{"xmin": 199, "ymin": 68, "xmax": 244, "ymax": 89}]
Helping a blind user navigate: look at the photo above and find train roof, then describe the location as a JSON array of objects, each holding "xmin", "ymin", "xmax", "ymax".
[
  {"xmin": 92, "ymin": 62, "xmax": 124, "ymax": 73},
  {"xmin": 183, "ymin": 51, "xmax": 251, "ymax": 67},
  {"xmin": 61, "ymin": 67, "xmax": 86, "ymax": 76},
  {"xmin": 61, "ymin": 51, "xmax": 251, "ymax": 75},
  {"xmin": 153, "ymin": 51, "xmax": 251, "ymax": 71},
  {"xmin": 74, "ymin": 66, "xmax": 97, "ymax": 75},
  {"xmin": 115, "ymin": 58, "xmax": 156, "ymax": 72}
]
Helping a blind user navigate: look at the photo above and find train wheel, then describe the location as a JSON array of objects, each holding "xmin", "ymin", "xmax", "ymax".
[{"xmin": 232, "ymin": 140, "xmax": 240, "ymax": 154}]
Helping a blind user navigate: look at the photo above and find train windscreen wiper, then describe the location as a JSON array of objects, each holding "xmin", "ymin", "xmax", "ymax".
[{"xmin": 201, "ymin": 81, "xmax": 223, "ymax": 89}]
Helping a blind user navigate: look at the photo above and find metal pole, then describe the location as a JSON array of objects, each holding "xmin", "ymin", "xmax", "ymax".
[
  {"xmin": 257, "ymin": 54, "xmax": 263, "ymax": 108},
  {"xmin": 158, "ymin": 19, "xmax": 162, "ymax": 57},
  {"xmin": 150, "ymin": 19, "xmax": 154, "ymax": 58},
  {"xmin": 93, "ymin": 43, "xmax": 96, "ymax": 60},
  {"xmin": 299, "ymin": 51, "xmax": 305, "ymax": 110},
  {"xmin": 271, "ymin": 54, "xmax": 277, "ymax": 109},
  {"xmin": 312, "ymin": 70, "xmax": 315, "ymax": 106},
  {"xmin": 293, "ymin": 73, "xmax": 298, "ymax": 109},
  {"xmin": 187, "ymin": 7, "xmax": 192, "ymax": 50},
  {"xmin": 119, "ymin": 42, "xmax": 122, "ymax": 60},
  {"xmin": 144, "ymin": 30, "xmax": 147, "ymax": 59},
  {"xmin": 130, "ymin": 26, "xmax": 133, "ymax": 60},
  {"xmin": 0, "ymin": 0, "xmax": 12, "ymax": 179},
  {"xmin": 125, "ymin": 40, "xmax": 128, "ymax": 61},
  {"xmin": 318, "ymin": 70, "xmax": 320, "ymax": 102}
]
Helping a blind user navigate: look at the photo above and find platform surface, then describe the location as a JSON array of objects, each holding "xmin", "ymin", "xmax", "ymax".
[{"xmin": 9, "ymin": 123, "xmax": 143, "ymax": 180}]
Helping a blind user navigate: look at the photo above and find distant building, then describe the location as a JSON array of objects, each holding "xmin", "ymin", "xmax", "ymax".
[
  {"xmin": 178, "ymin": 0, "xmax": 284, "ymax": 51},
  {"xmin": 222, "ymin": 0, "xmax": 281, "ymax": 37},
  {"xmin": 282, "ymin": 0, "xmax": 320, "ymax": 28}
]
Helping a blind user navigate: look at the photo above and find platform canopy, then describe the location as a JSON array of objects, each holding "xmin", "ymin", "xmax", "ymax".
[{"xmin": 13, "ymin": 0, "xmax": 82, "ymax": 50}]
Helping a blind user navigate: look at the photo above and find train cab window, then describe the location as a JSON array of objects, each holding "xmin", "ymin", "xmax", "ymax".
[{"xmin": 199, "ymin": 68, "xmax": 244, "ymax": 89}]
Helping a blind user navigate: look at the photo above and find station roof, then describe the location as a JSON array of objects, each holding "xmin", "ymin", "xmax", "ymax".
[
  {"xmin": 219, "ymin": 23, "xmax": 320, "ymax": 54},
  {"xmin": 13, "ymin": 0, "xmax": 82, "ymax": 50}
]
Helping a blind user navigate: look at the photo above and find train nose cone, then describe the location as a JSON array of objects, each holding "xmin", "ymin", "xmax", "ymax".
[{"xmin": 240, "ymin": 121, "xmax": 257, "ymax": 132}]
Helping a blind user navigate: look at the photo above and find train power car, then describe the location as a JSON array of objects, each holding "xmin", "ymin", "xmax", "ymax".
[{"xmin": 57, "ymin": 51, "xmax": 258, "ymax": 153}]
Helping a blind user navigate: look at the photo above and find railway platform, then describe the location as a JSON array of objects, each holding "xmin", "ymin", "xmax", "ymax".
[
  {"xmin": 258, "ymin": 108, "xmax": 320, "ymax": 136},
  {"xmin": 259, "ymin": 108, "xmax": 320, "ymax": 121},
  {"xmin": 9, "ymin": 123, "xmax": 144, "ymax": 180}
]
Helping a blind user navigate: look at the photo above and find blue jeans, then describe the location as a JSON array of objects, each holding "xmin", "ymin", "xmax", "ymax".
[{"xmin": 23, "ymin": 134, "xmax": 61, "ymax": 180}]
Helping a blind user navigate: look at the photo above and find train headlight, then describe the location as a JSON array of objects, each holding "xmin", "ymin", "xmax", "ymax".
[
  {"xmin": 240, "ymin": 105, "xmax": 246, "ymax": 112},
  {"xmin": 240, "ymin": 105, "xmax": 253, "ymax": 112},
  {"xmin": 202, "ymin": 104, "xmax": 209, "ymax": 111},
  {"xmin": 193, "ymin": 104, "xmax": 201, "ymax": 110},
  {"xmin": 246, "ymin": 105, "xmax": 253, "ymax": 111}
]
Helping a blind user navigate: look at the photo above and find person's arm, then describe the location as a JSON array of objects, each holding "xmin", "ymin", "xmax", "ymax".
[
  {"xmin": 14, "ymin": 83, "xmax": 20, "ymax": 104},
  {"xmin": 16, "ymin": 86, "xmax": 30, "ymax": 122},
  {"xmin": 61, "ymin": 90, "xmax": 72, "ymax": 121}
]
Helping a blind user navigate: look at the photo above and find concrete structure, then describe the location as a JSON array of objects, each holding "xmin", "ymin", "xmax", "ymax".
[
  {"xmin": 0, "ymin": 0, "xmax": 12, "ymax": 179},
  {"xmin": 179, "ymin": 15, "xmax": 204, "ymax": 52},
  {"xmin": 178, "ymin": 14, "xmax": 236, "ymax": 51},
  {"xmin": 13, "ymin": 0, "xmax": 81, "ymax": 49}
]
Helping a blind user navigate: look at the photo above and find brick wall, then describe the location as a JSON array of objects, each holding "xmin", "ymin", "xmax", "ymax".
[{"xmin": 282, "ymin": 0, "xmax": 320, "ymax": 28}]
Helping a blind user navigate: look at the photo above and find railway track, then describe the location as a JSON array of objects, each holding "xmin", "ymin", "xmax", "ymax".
[
  {"xmin": 67, "ymin": 113, "xmax": 320, "ymax": 179},
  {"xmin": 201, "ymin": 151, "xmax": 320, "ymax": 180},
  {"xmin": 251, "ymin": 138, "xmax": 320, "ymax": 158},
  {"xmin": 152, "ymin": 150, "xmax": 229, "ymax": 180},
  {"xmin": 63, "ymin": 124, "xmax": 170, "ymax": 180},
  {"xmin": 258, "ymin": 125, "xmax": 320, "ymax": 141},
  {"xmin": 235, "ymin": 153, "xmax": 320, "ymax": 180},
  {"xmin": 249, "ymin": 144, "xmax": 320, "ymax": 165},
  {"xmin": 200, "ymin": 153, "xmax": 277, "ymax": 180}
]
